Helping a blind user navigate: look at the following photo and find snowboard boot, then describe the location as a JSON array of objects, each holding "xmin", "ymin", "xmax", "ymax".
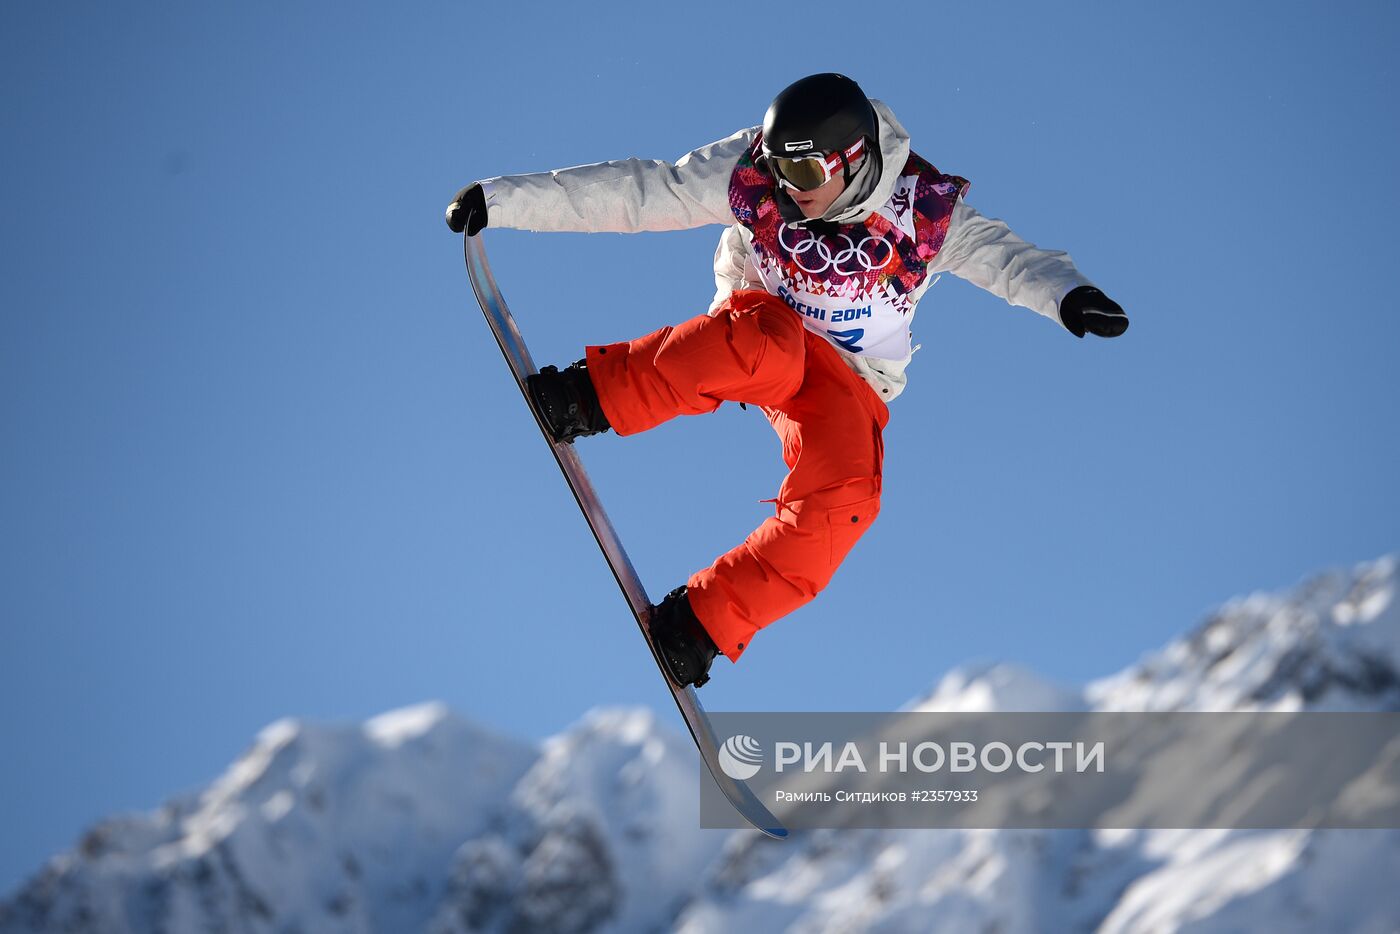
[
  {"xmin": 649, "ymin": 586, "xmax": 719, "ymax": 689},
  {"xmin": 524, "ymin": 359, "xmax": 611, "ymax": 444}
]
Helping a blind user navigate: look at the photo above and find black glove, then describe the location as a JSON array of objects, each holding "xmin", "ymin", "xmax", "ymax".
[
  {"xmin": 445, "ymin": 183, "xmax": 488, "ymax": 235},
  {"xmin": 1058, "ymin": 286, "xmax": 1129, "ymax": 338}
]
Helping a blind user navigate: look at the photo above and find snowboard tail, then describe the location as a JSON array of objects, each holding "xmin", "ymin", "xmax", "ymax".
[{"xmin": 463, "ymin": 232, "xmax": 787, "ymax": 840}]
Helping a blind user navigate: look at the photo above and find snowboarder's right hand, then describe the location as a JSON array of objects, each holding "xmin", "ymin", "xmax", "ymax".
[{"xmin": 446, "ymin": 183, "xmax": 487, "ymax": 235}]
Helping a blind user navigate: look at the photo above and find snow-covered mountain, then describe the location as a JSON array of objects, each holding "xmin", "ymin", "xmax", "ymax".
[{"xmin": 3, "ymin": 555, "xmax": 1398, "ymax": 933}]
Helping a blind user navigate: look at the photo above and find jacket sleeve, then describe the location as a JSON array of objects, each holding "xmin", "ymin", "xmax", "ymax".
[
  {"xmin": 709, "ymin": 224, "xmax": 762, "ymax": 312},
  {"xmin": 928, "ymin": 199, "xmax": 1093, "ymax": 328},
  {"xmin": 479, "ymin": 129, "xmax": 755, "ymax": 234}
]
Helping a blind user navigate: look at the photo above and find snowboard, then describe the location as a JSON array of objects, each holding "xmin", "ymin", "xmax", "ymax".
[{"xmin": 463, "ymin": 232, "xmax": 787, "ymax": 840}]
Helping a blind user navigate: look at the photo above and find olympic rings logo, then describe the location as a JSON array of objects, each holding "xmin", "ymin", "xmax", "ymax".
[{"xmin": 778, "ymin": 224, "xmax": 895, "ymax": 275}]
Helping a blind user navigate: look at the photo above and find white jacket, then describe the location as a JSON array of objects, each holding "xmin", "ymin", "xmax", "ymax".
[{"xmin": 479, "ymin": 101, "xmax": 1092, "ymax": 400}]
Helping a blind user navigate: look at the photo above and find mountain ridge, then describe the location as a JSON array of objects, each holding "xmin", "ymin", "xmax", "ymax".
[{"xmin": 3, "ymin": 554, "xmax": 1397, "ymax": 933}]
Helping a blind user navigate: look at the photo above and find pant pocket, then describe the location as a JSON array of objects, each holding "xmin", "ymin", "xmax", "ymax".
[{"xmin": 827, "ymin": 494, "xmax": 882, "ymax": 565}]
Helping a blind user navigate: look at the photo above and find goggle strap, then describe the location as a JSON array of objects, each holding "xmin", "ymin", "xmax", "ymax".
[{"xmin": 820, "ymin": 138, "xmax": 866, "ymax": 177}]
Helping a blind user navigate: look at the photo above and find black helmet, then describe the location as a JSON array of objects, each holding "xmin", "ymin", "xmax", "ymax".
[{"xmin": 761, "ymin": 73, "xmax": 877, "ymax": 161}]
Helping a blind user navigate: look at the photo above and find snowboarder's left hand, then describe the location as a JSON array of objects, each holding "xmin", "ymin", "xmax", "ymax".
[
  {"xmin": 1059, "ymin": 286, "xmax": 1129, "ymax": 338},
  {"xmin": 445, "ymin": 183, "xmax": 488, "ymax": 235}
]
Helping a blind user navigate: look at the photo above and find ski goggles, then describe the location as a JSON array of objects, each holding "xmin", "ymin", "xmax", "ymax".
[{"xmin": 764, "ymin": 137, "xmax": 866, "ymax": 192}]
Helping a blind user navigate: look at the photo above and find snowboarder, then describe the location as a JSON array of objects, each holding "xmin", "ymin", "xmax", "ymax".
[{"xmin": 447, "ymin": 73, "xmax": 1128, "ymax": 690}]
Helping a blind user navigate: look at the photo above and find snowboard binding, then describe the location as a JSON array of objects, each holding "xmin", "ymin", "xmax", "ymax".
[
  {"xmin": 525, "ymin": 360, "xmax": 611, "ymax": 444},
  {"xmin": 650, "ymin": 587, "xmax": 719, "ymax": 689}
]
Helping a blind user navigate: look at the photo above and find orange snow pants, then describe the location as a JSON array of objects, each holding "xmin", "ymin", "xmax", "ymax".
[{"xmin": 584, "ymin": 290, "xmax": 889, "ymax": 663}]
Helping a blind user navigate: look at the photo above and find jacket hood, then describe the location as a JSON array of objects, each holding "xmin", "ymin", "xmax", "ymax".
[{"xmin": 825, "ymin": 99, "xmax": 911, "ymax": 224}]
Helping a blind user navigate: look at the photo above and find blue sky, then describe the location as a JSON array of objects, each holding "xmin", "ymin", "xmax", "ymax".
[{"xmin": 2, "ymin": 0, "xmax": 1397, "ymax": 893}]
